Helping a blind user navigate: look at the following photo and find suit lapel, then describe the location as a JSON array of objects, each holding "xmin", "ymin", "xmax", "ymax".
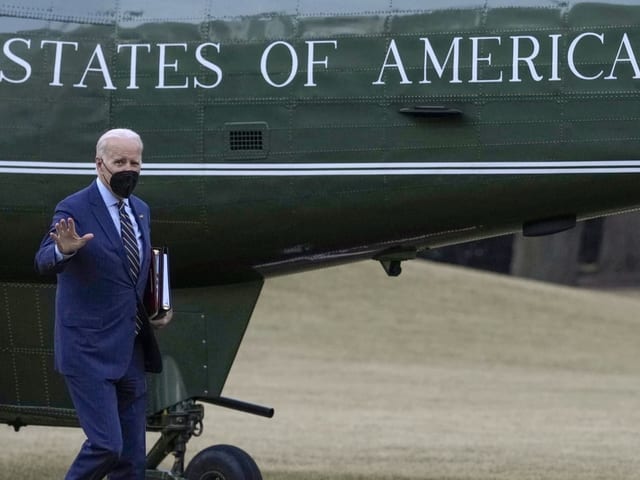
[{"xmin": 88, "ymin": 180, "xmax": 130, "ymax": 278}]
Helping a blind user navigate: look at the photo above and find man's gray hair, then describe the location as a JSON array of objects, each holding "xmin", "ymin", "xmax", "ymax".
[{"xmin": 96, "ymin": 128, "xmax": 143, "ymax": 157}]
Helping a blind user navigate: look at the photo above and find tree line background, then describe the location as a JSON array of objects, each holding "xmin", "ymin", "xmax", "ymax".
[{"xmin": 421, "ymin": 212, "xmax": 640, "ymax": 286}]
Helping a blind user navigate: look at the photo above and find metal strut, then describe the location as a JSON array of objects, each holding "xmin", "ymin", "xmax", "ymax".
[
  {"xmin": 145, "ymin": 399, "xmax": 205, "ymax": 478},
  {"xmin": 196, "ymin": 395, "xmax": 275, "ymax": 418}
]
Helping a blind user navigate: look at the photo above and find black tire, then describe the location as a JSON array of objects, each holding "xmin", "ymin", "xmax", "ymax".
[
  {"xmin": 215, "ymin": 445, "xmax": 261, "ymax": 480},
  {"xmin": 184, "ymin": 444, "xmax": 262, "ymax": 480}
]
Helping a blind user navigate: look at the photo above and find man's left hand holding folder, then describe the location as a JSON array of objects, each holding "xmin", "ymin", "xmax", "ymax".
[{"xmin": 150, "ymin": 309, "xmax": 173, "ymax": 329}]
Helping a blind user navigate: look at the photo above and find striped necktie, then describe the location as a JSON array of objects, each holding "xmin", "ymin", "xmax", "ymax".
[{"xmin": 119, "ymin": 201, "xmax": 143, "ymax": 334}]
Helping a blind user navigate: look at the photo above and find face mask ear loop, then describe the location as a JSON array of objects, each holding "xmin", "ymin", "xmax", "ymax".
[{"xmin": 97, "ymin": 158, "xmax": 110, "ymax": 186}]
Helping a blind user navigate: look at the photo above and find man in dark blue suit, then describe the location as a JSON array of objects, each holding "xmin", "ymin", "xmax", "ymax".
[{"xmin": 35, "ymin": 128, "xmax": 171, "ymax": 480}]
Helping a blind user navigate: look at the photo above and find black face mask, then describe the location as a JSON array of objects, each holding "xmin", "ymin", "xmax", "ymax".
[{"xmin": 102, "ymin": 163, "xmax": 139, "ymax": 198}]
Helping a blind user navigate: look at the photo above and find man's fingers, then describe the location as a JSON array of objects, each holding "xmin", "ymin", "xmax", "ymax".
[
  {"xmin": 149, "ymin": 317, "xmax": 167, "ymax": 329},
  {"xmin": 52, "ymin": 218, "xmax": 94, "ymax": 252},
  {"xmin": 150, "ymin": 310, "xmax": 173, "ymax": 329},
  {"xmin": 81, "ymin": 233, "xmax": 95, "ymax": 243},
  {"xmin": 55, "ymin": 218, "xmax": 83, "ymax": 239},
  {"xmin": 55, "ymin": 219, "xmax": 72, "ymax": 237}
]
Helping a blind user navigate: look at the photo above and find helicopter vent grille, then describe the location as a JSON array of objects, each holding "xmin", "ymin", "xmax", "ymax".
[
  {"xmin": 229, "ymin": 130, "xmax": 263, "ymax": 151},
  {"xmin": 224, "ymin": 122, "xmax": 269, "ymax": 159}
]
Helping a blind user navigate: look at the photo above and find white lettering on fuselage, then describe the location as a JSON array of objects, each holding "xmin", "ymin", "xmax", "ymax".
[
  {"xmin": 73, "ymin": 44, "xmax": 115, "ymax": 89},
  {"xmin": 0, "ymin": 38, "xmax": 31, "ymax": 83},
  {"xmin": 0, "ymin": 32, "xmax": 638, "ymax": 90}
]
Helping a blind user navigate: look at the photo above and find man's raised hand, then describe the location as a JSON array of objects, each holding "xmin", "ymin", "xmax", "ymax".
[{"xmin": 50, "ymin": 217, "xmax": 94, "ymax": 254}]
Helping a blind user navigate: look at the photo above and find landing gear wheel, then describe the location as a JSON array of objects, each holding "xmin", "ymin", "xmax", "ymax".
[
  {"xmin": 214, "ymin": 445, "xmax": 261, "ymax": 480},
  {"xmin": 184, "ymin": 444, "xmax": 262, "ymax": 480}
]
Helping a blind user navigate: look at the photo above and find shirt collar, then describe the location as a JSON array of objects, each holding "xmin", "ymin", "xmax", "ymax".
[{"xmin": 96, "ymin": 177, "xmax": 127, "ymax": 208}]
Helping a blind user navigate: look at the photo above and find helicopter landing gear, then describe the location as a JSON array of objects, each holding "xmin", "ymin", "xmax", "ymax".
[{"xmin": 144, "ymin": 397, "xmax": 271, "ymax": 480}]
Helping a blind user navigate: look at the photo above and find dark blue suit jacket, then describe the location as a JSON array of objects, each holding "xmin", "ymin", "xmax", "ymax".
[{"xmin": 35, "ymin": 180, "xmax": 162, "ymax": 379}]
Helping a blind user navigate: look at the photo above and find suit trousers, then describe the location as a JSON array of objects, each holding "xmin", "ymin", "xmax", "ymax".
[{"xmin": 64, "ymin": 340, "xmax": 147, "ymax": 480}]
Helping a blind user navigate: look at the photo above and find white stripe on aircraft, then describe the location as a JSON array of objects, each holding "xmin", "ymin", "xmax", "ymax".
[{"xmin": 1, "ymin": 160, "xmax": 640, "ymax": 176}]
